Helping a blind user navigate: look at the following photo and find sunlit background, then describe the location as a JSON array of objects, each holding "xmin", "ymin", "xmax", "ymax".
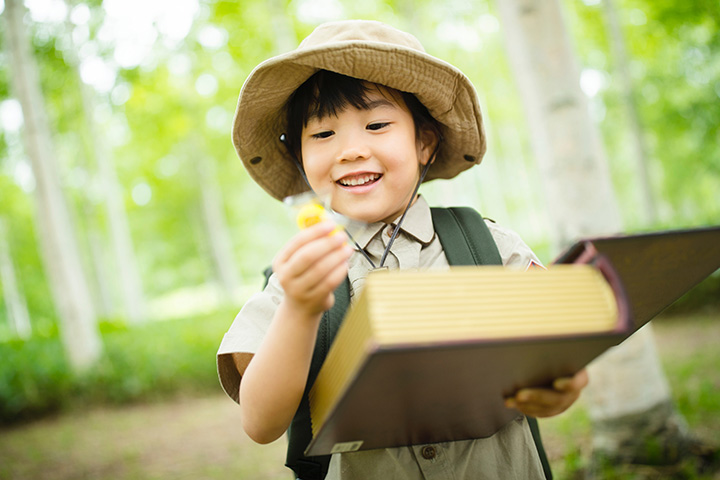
[
  {"xmin": 2, "ymin": 0, "xmax": 717, "ymax": 329},
  {"xmin": 0, "ymin": 0, "xmax": 718, "ymax": 478}
]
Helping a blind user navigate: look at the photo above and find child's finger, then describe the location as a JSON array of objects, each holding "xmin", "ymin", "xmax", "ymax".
[
  {"xmin": 277, "ymin": 230, "xmax": 349, "ymax": 280},
  {"xmin": 553, "ymin": 369, "xmax": 588, "ymax": 392},
  {"xmin": 505, "ymin": 389, "xmax": 563, "ymax": 417},
  {"xmin": 274, "ymin": 229, "xmax": 348, "ymax": 279},
  {"xmin": 277, "ymin": 235, "xmax": 351, "ymax": 303},
  {"xmin": 273, "ymin": 221, "xmax": 341, "ymax": 266},
  {"xmin": 301, "ymin": 249, "xmax": 353, "ymax": 306},
  {"xmin": 281, "ymin": 243, "xmax": 352, "ymax": 313},
  {"xmin": 301, "ymin": 244, "xmax": 353, "ymax": 293},
  {"xmin": 506, "ymin": 375, "xmax": 585, "ymax": 417},
  {"xmin": 516, "ymin": 388, "xmax": 562, "ymax": 406},
  {"xmin": 506, "ymin": 369, "xmax": 587, "ymax": 407}
]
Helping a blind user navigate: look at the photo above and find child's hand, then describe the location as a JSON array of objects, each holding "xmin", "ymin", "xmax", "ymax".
[
  {"xmin": 504, "ymin": 369, "xmax": 589, "ymax": 418},
  {"xmin": 272, "ymin": 220, "xmax": 353, "ymax": 316}
]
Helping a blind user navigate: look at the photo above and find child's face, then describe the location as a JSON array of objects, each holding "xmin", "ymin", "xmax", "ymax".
[{"xmin": 300, "ymin": 84, "xmax": 436, "ymax": 224}]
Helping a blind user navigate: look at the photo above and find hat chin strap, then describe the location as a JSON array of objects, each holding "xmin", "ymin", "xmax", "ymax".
[
  {"xmin": 280, "ymin": 133, "xmax": 312, "ymax": 188},
  {"xmin": 376, "ymin": 151, "xmax": 436, "ymax": 269}
]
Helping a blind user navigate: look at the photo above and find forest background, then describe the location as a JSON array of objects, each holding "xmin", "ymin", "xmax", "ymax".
[{"xmin": 0, "ymin": 0, "xmax": 718, "ymax": 478}]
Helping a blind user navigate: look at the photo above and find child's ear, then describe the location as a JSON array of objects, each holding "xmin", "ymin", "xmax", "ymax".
[{"xmin": 418, "ymin": 127, "xmax": 440, "ymax": 166}]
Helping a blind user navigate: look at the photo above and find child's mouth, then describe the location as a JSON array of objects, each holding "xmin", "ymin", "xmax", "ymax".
[{"xmin": 337, "ymin": 173, "xmax": 382, "ymax": 188}]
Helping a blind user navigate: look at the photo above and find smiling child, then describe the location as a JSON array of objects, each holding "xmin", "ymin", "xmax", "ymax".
[{"xmin": 217, "ymin": 20, "xmax": 587, "ymax": 480}]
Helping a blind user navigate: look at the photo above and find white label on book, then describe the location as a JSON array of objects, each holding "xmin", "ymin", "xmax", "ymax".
[{"xmin": 330, "ymin": 441, "xmax": 364, "ymax": 453}]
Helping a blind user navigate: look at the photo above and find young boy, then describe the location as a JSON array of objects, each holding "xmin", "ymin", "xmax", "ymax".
[{"xmin": 217, "ymin": 20, "xmax": 587, "ymax": 480}]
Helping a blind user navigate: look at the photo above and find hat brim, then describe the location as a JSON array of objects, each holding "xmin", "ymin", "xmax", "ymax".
[{"xmin": 233, "ymin": 41, "xmax": 486, "ymax": 201}]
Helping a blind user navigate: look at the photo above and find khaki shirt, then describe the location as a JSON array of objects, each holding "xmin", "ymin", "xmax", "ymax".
[{"xmin": 217, "ymin": 196, "xmax": 546, "ymax": 480}]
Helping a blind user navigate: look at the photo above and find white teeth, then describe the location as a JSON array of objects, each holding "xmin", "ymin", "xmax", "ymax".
[{"xmin": 339, "ymin": 174, "xmax": 379, "ymax": 186}]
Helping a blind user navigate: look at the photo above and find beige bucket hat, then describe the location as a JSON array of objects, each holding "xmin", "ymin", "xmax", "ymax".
[{"xmin": 232, "ymin": 19, "xmax": 487, "ymax": 201}]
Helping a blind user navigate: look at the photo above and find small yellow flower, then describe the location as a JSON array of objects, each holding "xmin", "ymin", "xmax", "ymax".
[{"xmin": 296, "ymin": 203, "xmax": 328, "ymax": 229}]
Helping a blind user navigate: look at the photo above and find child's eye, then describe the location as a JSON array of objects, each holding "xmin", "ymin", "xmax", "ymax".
[
  {"xmin": 367, "ymin": 122, "xmax": 390, "ymax": 131},
  {"xmin": 311, "ymin": 130, "xmax": 334, "ymax": 139}
]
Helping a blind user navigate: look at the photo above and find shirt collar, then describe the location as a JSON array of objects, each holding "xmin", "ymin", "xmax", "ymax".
[{"xmin": 347, "ymin": 195, "xmax": 436, "ymax": 249}]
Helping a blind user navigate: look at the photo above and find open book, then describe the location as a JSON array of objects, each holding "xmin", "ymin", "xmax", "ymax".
[{"xmin": 304, "ymin": 226, "xmax": 720, "ymax": 456}]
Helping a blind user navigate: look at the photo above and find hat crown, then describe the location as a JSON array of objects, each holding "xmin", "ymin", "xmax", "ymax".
[{"xmin": 298, "ymin": 20, "xmax": 426, "ymax": 53}]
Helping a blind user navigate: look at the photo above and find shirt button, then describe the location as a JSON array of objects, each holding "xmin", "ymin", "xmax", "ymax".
[{"xmin": 421, "ymin": 445, "xmax": 436, "ymax": 460}]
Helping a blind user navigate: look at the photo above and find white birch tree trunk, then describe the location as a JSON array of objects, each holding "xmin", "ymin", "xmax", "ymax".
[
  {"xmin": 0, "ymin": 217, "xmax": 32, "ymax": 339},
  {"xmin": 495, "ymin": 0, "xmax": 623, "ymax": 248},
  {"xmin": 77, "ymin": 66, "xmax": 146, "ymax": 324},
  {"xmin": 3, "ymin": 0, "xmax": 102, "ymax": 370},
  {"xmin": 496, "ymin": 0, "xmax": 687, "ymax": 463},
  {"xmin": 194, "ymin": 143, "xmax": 241, "ymax": 302},
  {"xmin": 83, "ymin": 203, "xmax": 116, "ymax": 318},
  {"xmin": 59, "ymin": 3, "xmax": 146, "ymax": 323}
]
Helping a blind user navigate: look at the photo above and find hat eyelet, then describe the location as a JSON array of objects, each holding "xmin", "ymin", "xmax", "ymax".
[
  {"xmin": 250, "ymin": 156, "xmax": 262, "ymax": 165},
  {"xmin": 464, "ymin": 155, "xmax": 476, "ymax": 163}
]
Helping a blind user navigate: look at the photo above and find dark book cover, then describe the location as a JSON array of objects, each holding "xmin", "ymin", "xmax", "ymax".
[{"xmin": 305, "ymin": 226, "xmax": 720, "ymax": 456}]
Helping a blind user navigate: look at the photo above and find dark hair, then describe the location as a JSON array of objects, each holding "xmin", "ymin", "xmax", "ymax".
[{"xmin": 283, "ymin": 70, "xmax": 442, "ymax": 160}]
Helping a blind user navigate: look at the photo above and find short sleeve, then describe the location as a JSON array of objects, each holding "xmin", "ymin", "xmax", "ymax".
[
  {"xmin": 216, "ymin": 273, "xmax": 285, "ymax": 403},
  {"xmin": 484, "ymin": 220, "xmax": 542, "ymax": 269}
]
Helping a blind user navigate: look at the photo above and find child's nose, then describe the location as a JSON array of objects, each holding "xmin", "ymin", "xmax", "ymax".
[{"xmin": 336, "ymin": 130, "xmax": 371, "ymax": 163}]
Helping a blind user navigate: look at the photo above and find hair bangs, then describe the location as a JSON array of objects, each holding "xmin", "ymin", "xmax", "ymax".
[
  {"xmin": 285, "ymin": 71, "xmax": 372, "ymax": 154},
  {"xmin": 284, "ymin": 70, "xmax": 442, "ymax": 159},
  {"xmin": 304, "ymin": 71, "xmax": 373, "ymax": 122}
]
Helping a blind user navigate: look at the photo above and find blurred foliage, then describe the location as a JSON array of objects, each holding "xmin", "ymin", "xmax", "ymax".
[
  {"xmin": 0, "ymin": 0, "xmax": 718, "ymax": 411},
  {"xmin": 663, "ymin": 272, "xmax": 720, "ymax": 315},
  {"xmin": 564, "ymin": 0, "xmax": 720, "ymax": 228},
  {"xmin": 0, "ymin": 308, "xmax": 235, "ymax": 425}
]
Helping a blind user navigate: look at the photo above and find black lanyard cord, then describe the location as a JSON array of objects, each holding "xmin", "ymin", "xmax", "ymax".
[{"xmin": 378, "ymin": 151, "xmax": 436, "ymax": 268}]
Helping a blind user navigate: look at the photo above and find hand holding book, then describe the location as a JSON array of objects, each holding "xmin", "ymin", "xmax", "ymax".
[{"xmin": 505, "ymin": 368, "xmax": 589, "ymax": 417}]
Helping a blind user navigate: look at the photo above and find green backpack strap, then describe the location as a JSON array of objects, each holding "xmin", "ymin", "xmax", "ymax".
[
  {"xmin": 431, "ymin": 206, "xmax": 553, "ymax": 480},
  {"xmin": 430, "ymin": 207, "xmax": 502, "ymax": 266}
]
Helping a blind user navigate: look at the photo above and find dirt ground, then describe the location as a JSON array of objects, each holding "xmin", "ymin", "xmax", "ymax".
[
  {"xmin": 1, "ymin": 313, "xmax": 718, "ymax": 480},
  {"xmin": 0, "ymin": 395, "xmax": 289, "ymax": 480}
]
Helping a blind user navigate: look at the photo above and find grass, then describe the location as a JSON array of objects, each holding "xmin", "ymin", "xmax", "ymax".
[
  {"xmin": 0, "ymin": 311, "xmax": 717, "ymax": 479},
  {"xmin": 0, "ymin": 308, "xmax": 239, "ymax": 425}
]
